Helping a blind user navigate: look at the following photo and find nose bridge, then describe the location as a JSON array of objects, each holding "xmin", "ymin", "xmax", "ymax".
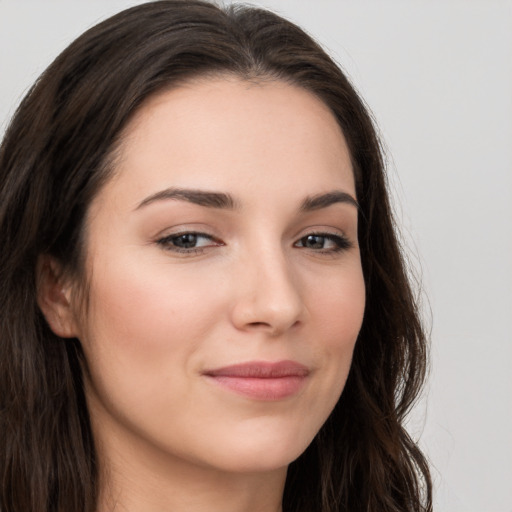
[{"xmin": 231, "ymin": 235, "xmax": 304, "ymax": 334}]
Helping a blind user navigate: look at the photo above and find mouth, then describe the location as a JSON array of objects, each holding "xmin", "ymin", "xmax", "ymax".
[{"xmin": 202, "ymin": 360, "xmax": 310, "ymax": 401}]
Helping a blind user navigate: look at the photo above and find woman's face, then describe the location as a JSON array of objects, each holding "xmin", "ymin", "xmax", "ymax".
[{"xmin": 70, "ymin": 77, "xmax": 365, "ymax": 474}]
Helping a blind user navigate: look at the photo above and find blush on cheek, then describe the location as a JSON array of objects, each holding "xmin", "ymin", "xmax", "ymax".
[
  {"xmin": 316, "ymin": 283, "xmax": 365, "ymax": 344},
  {"xmin": 86, "ymin": 258, "xmax": 220, "ymax": 360}
]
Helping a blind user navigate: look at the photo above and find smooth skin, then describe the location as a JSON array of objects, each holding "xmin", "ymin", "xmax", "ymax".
[{"xmin": 38, "ymin": 77, "xmax": 366, "ymax": 512}]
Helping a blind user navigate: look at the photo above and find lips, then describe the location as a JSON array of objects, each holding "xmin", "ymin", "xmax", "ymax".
[{"xmin": 203, "ymin": 360, "xmax": 309, "ymax": 400}]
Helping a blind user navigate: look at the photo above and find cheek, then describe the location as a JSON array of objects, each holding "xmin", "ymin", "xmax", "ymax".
[
  {"xmin": 77, "ymin": 257, "xmax": 229, "ymax": 449},
  {"xmin": 78, "ymin": 254, "xmax": 226, "ymax": 404},
  {"xmin": 309, "ymin": 263, "xmax": 365, "ymax": 346},
  {"xmin": 305, "ymin": 262, "xmax": 365, "ymax": 391},
  {"xmin": 85, "ymin": 255, "xmax": 220, "ymax": 347}
]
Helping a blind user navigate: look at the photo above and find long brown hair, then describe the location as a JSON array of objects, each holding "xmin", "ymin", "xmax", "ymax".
[{"xmin": 0, "ymin": 2, "xmax": 431, "ymax": 511}]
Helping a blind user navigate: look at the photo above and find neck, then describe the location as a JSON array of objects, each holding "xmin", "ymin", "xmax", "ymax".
[{"xmin": 93, "ymin": 423, "xmax": 287, "ymax": 512}]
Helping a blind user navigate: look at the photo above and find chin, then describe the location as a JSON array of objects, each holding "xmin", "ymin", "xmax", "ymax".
[{"xmin": 196, "ymin": 423, "xmax": 318, "ymax": 474}]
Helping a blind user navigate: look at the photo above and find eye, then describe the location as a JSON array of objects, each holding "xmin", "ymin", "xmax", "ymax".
[
  {"xmin": 156, "ymin": 232, "xmax": 221, "ymax": 253},
  {"xmin": 294, "ymin": 233, "xmax": 352, "ymax": 253}
]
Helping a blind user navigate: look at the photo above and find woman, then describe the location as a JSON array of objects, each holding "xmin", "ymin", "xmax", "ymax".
[{"xmin": 0, "ymin": 1, "xmax": 432, "ymax": 511}]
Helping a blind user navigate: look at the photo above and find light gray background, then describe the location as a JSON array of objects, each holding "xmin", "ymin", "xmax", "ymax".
[{"xmin": 1, "ymin": 1, "xmax": 511, "ymax": 511}]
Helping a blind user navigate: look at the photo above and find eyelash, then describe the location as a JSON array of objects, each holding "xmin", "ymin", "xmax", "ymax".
[
  {"xmin": 156, "ymin": 231, "xmax": 353, "ymax": 255},
  {"xmin": 294, "ymin": 232, "xmax": 353, "ymax": 253},
  {"xmin": 156, "ymin": 232, "xmax": 222, "ymax": 254}
]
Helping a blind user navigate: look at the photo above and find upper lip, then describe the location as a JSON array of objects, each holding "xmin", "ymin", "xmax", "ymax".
[{"xmin": 203, "ymin": 360, "xmax": 310, "ymax": 378}]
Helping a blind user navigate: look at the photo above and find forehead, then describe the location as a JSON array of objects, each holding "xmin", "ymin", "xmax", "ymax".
[{"xmin": 99, "ymin": 76, "xmax": 355, "ymax": 208}]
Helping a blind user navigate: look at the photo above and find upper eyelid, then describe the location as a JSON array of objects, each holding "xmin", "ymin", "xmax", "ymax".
[
  {"xmin": 294, "ymin": 227, "xmax": 350, "ymax": 240},
  {"xmin": 156, "ymin": 228, "xmax": 217, "ymax": 240},
  {"xmin": 297, "ymin": 231, "xmax": 347, "ymax": 239},
  {"xmin": 157, "ymin": 231, "xmax": 219, "ymax": 243}
]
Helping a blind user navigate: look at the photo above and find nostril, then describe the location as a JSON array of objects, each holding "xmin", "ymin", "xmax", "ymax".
[
  {"xmin": 248, "ymin": 322, "xmax": 271, "ymax": 328},
  {"xmin": 246, "ymin": 319, "xmax": 301, "ymax": 337}
]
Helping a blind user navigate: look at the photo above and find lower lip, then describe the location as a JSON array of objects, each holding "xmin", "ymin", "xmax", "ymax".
[{"xmin": 205, "ymin": 375, "xmax": 307, "ymax": 401}]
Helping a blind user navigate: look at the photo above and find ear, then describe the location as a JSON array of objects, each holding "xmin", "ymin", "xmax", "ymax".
[{"xmin": 36, "ymin": 255, "xmax": 80, "ymax": 338}]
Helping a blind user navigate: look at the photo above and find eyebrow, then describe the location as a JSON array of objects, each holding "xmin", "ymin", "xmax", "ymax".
[
  {"xmin": 299, "ymin": 191, "xmax": 359, "ymax": 211},
  {"xmin": 135, "ymin": 187, "xmax": 358, "ymax": 212},
  {"xmin": 135, "ymin": 187, "xmax": 239, "ymax": 210}
]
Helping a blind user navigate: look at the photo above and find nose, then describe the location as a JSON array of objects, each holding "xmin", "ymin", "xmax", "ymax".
[{"xmin": 230, "ymin": 245, "xmax": 305, "ymax": 336}]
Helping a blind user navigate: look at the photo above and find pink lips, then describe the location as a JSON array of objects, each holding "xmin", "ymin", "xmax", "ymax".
[{"xmin": 203, "ymin": 360, "xmax": 309, "ymax": 401}]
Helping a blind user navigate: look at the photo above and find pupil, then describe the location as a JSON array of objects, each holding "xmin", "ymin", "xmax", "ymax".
[
  {"xmin": 175, "ymin": 234, "xmax": 197, "ymax": 248},
  {"xmin": 306, "ymin": 235, "xmax": 324, "ymax": 248}
]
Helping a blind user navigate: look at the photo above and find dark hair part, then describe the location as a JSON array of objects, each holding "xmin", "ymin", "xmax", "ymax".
[{"xmin": 0, "ymin": 1, "xmax": 431, "ymax": 511}]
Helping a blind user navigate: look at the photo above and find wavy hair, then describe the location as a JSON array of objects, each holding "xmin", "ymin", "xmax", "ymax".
[{"xmin": 0, "ymin": 1, "xmax": 431, "ymax": 511}]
